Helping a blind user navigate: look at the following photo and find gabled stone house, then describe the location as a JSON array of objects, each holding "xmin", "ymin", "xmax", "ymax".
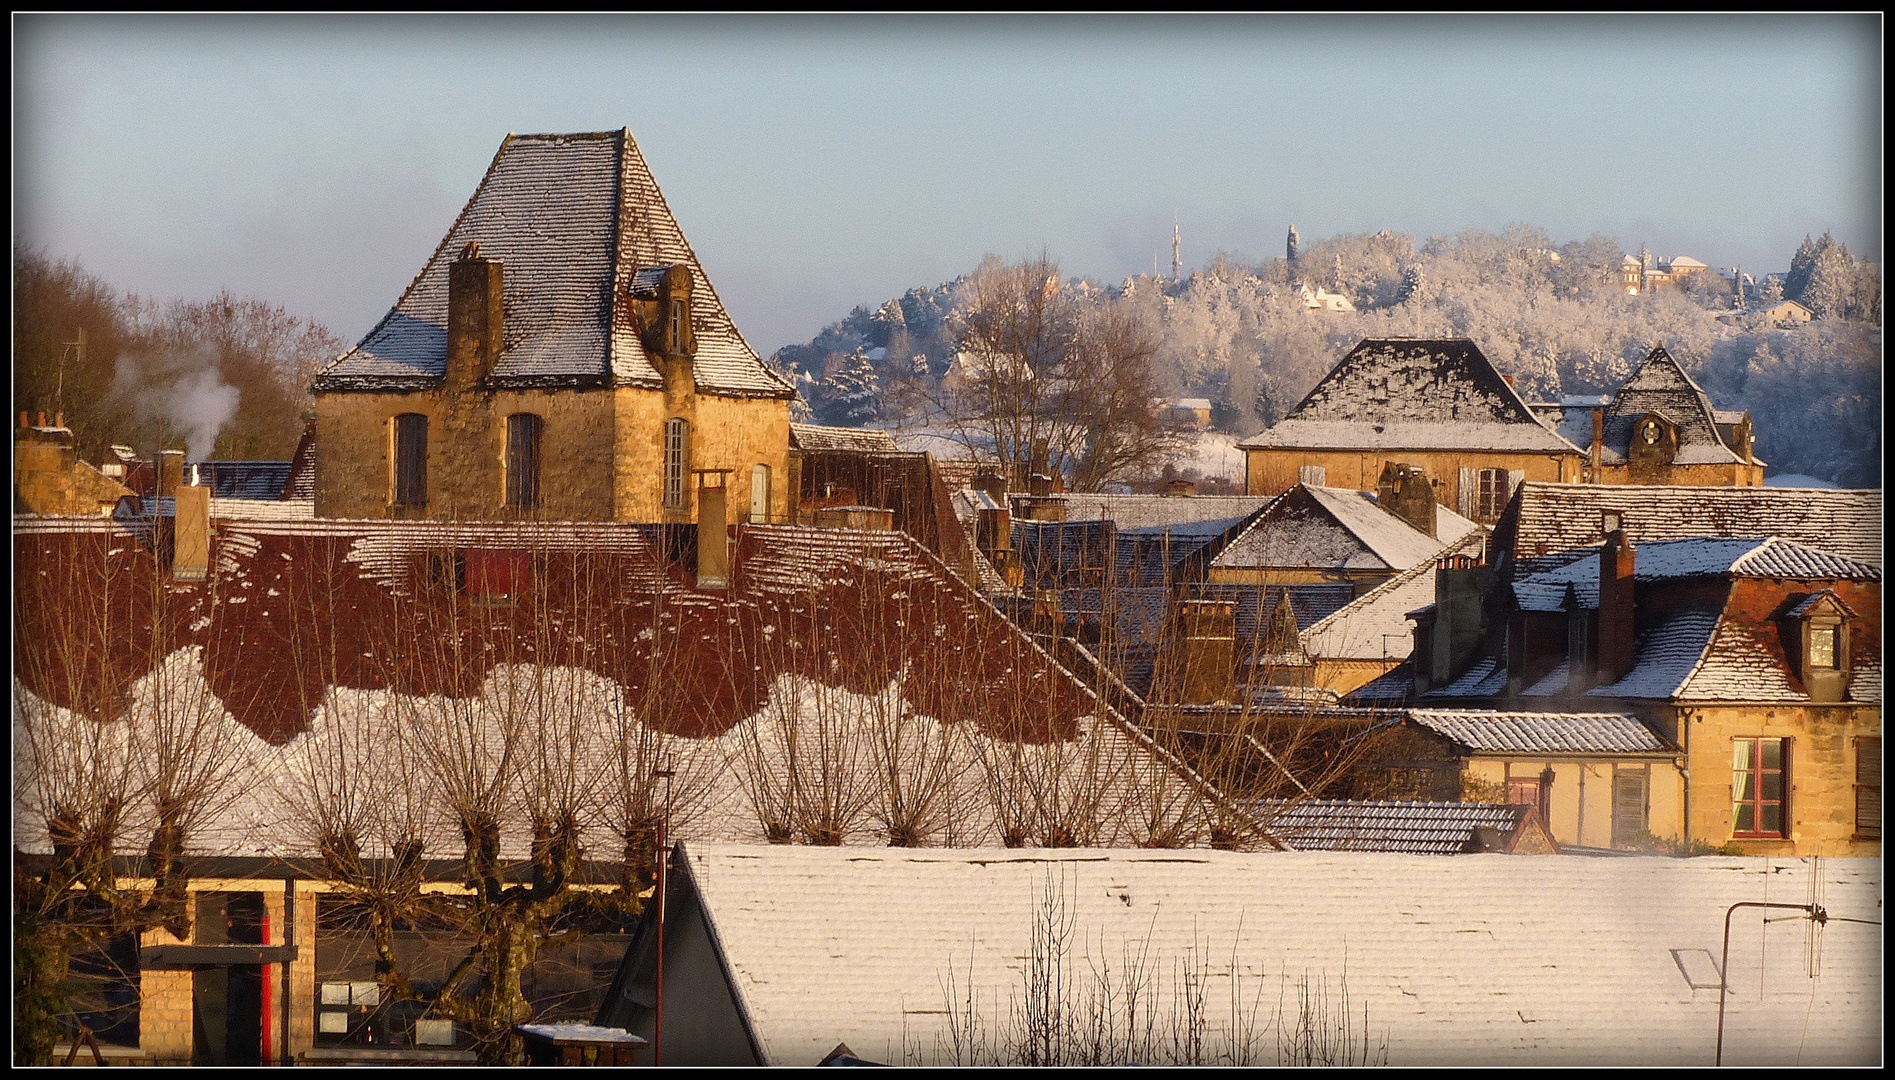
[
  {"xmin": 1532, "ymin": 346, "xmax": 1764, "ymax": 487},
  {"xmin": 1237, "ymin": 339, "xmax": 1587, "ymax": 524},
  {"xmin": 310, "ymin": 130, "xmax": 797, "ymax": 525}
]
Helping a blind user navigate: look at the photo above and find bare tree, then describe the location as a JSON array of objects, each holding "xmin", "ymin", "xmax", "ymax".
[{"xmin": 928, "ymin": 254, "xmax": 1192, "ymax": 491}]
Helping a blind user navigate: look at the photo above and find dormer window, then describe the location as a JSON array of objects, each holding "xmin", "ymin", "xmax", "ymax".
[
  {"xmin": 630, "ymin": 264, "xmax": 695, "ymax": 359},
  {"xmin": 1784, "ymin": 589, "xmax": 1855, "ymax": 704},
  {"xmin": 669, "ymin": 298, "xmax": 688, "ymax": 355}
]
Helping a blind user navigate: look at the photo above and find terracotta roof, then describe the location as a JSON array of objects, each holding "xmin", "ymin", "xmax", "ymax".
[
  {"xmin": 1498, "ymin": 483, "xmax": 1882, "ymax": 568},
  {"xmin": 1405, "ymin": 709, "xmax": 1672, "ymax": 755},
  {"xmin": 1598, "ymin": 346, "xmax": 1747, "ymax": 466},
  {"xmin": 638, "ymin": 843, "xmax": 1880, "ymax": 1066},
  {"xmin": 313, "ymin": 130, "xmax": 794, "ymax": 399},
  {"xmin": 1237, "ymin": 339, "xmax": 1582, "ymax": 454},
  {"xmin": 1512, "ymin": 538, "xmax": 1882, "ymax": 611},
  {"xmin": 1257, "ymin": 799, "xmax": 1538, "ymax": 854}
]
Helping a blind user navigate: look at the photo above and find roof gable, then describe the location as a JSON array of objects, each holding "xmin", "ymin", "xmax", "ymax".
[
  {"xmin": 1600, "ymin": 346, "xmax": 1741, "ymax": 465},
  {"xmin": 314, "ymin": 130, "xmax": 793, "ymax": 399},
  {"xmin": 1239, "ymin": 339, "xmax": 1581, "ymax": 454},
  {"xmin": 1214, "ymin": 484, "xmax": 1476, "ymax": 573}
]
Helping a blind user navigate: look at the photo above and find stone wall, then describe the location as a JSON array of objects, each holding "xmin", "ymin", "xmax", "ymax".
[
  {"xmin": 1680, "ymin": 703, "xmax": 1881, "ymax": 857},
  {"xmin": 1244, "ymin": 448, "xmax": 1580, "ymax": 514}
]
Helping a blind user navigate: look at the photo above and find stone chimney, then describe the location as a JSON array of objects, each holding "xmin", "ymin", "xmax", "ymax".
[
  {"xmin": 695, "ymin": 473, "xmax": 729, "ymax": 589},
  {"xmin": 1012, "ymin": 494, "xmax": 1066, "ymax": 522},
  {"xmin": 1596, "ymin": 520, "xmax": 1637, "ymax": 685},
  {"xmin": 1166, "ymin": 599, "xmax": 1236, "ymax": 705},
  {"xmin": 973, "ymin": 469, "xmax": 1007, "ymax": 503},
  {"xmin": 1589, "ymin": 407, "xmax": 1605, "ymax": 478},
  {"xmin": 1375, "ymin": 462, "xmax": 1435, "ymax": 537},
  {"xmin": 157, "ymin": 450, "xmax": 185, "ymax": 497},
  {"xmin": 447, "ymin": 242, "xmax": 504, "ymax": 389},
  {"xmin": 1429, "ymin": 553, "xmax": 1492, "ymax": 688},
  {"xmin": 1163, "ymin": 478, "xmax": 1197, "ymax": 497},
  {"xmin": 173, "ymin": 484, "xmax": 211, "ymax": 582}
]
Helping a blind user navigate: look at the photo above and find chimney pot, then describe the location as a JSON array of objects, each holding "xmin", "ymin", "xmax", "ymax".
[
  {"xmin": 37, "ymin": 411, "xmax": 47, "ymax": 427},
  {"xmin": 18, "ymin": 411, "xmax": 27, "ymax": 429}
]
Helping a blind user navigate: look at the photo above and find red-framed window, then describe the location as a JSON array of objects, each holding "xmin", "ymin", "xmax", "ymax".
[{"xmin": 1732, "ymin": 737, "xmax": 1788, "ymax": 839}]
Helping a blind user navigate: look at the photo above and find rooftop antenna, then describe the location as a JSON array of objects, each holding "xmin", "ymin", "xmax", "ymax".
[{"xmin": 58, "ymin": 327, "xmax": 85, "ymax": 418}]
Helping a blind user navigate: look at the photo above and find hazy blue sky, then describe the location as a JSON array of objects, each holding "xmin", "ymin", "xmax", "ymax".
[{"xmin": 15, "ymin": 14, "xmax": 1882, "ymax": 353}]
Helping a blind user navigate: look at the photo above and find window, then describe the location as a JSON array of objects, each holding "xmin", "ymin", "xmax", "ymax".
[
  {"xmin": 668, "ymin": 298, "xmax": 688, "ymax": 354},
  {"xmin": 393, "ymin": 414, "xmax": 428, "ymax": 508},
  {"xmin": 1476, "ymin": 468, "xmax": 1509, "ymax": 522},
  {"xmin": 750, "ymin": 463, "xmax": 771, "ymax": 524},
  {"xmin": 1808, "ymin": 626, "xmax": 1838, "ymax": 669},
  {"xmin": 64, "ymin": 932, "xmax": 140, "ymax": 1047},
  {"xmin": 506, "ymin": 413, "xmax": 543, "ymax": 511},
  {"xmin": 663, "ymin": 418, "xmax": 689, "ymax": 510},
  {"xmin": 1505, "ymin": 769, "xmax": 1552, "ymax": 825},
  {"xmin": 1857, "ymin": 738, "xmax": 1881, "ymax": 840},
  {"xmin": 1732, "ymin": 737, "xmax": 1788, "ymax": 839}
]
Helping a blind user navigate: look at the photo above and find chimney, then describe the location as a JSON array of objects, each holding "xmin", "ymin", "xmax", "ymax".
[
  {"xmin": 446, "ymin": 243, "xmax": 504, "ymax": 389},
  {"xmin": 1596, "ymin": 520, "xmax": 1637, "ymax": 685},
  {"xmin": 157, "ymin": 450, "xmax": 185, "ymax": 497},
  {"xmin": 1589, "ymin": 407, "xmax": 1604, "ymax": 478},
  {"xmin": 1430, "ymin": 553, "xmax": 1492, "ymax": 687},
  {"xmin": 1166, "ymin": 599, "xmax": 1236, "ymax": 705},
  {"xmin": 972, "ymin": 469, "xmax": 1007, "ymax": 502},
  {"xmin": 1375, "ymin": 462, "xmax": 1435, "ymax": 537},
  {"xmin": 1012, "ymin": 495, "xmax": 1066, "ymax": 523},
  {"xmin": 695, "ymin": 473, "xmax": 729, "ymax": 589},
  {"xmin": 1163, "ymin": 478, "xmax": 1197, "ymax": 497},
  {"xmin": 1027, "ymin": 472, "xmax": 1057, "ymax": 497},
  {"xmin": 173, "ymin": 484, "xmax": 211, "ymax": 582}
]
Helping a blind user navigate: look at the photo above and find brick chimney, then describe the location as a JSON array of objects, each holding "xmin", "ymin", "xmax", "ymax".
[
  {"xmin": 173, "ymin": 484, "xmax": 211, "ymax": 582},
  {"xmin": 157, "ymin": 450, "xmax": 185, "ymax": 497},
  {"xmin": 695, "ymin": 473, "xmax": 729, "ymax": 589},
  {"xmin": 1596, "ymin": 522, "xmax": 1637, "ymax": 685},
  {"xmin": 1375, "ymin": 462, "xmax": 1435, "ymax": 537},
  {"xmin": 1166, "ymin": 598, "xmax": 1236, "ymax": 705},
  {"xmin": 446, "ymin": 242, "xmax": 504, "ymax": 389}
]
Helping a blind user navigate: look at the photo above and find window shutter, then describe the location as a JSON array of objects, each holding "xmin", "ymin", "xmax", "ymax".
[
  {"xmin": 1299, "ymin": 465, "xmax": 1326, "ymax": 487},
  {"xmin": 1611, "ymin": 767, "xmax": 1649, "ymax": 848},
  {"xmin": 1457, "ymin": 467, "xmax": 1478, "ymax": 518},
  {"xmin": 1857, "ymin": 738, "xmax": 1882, "ymax": 838}
]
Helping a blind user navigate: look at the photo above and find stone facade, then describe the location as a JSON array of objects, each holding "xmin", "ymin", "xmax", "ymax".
[
  {"xmin": 1244, "ymin": 448, "xmax": 1580, "ymax": 523},
  {"xmin": 1675, "ymin": 703, "xmax": 1881, "ymax": 858}
]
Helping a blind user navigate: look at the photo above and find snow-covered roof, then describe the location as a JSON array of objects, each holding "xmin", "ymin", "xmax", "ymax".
[
  {"xmin": 1302, "ymin": 531, "xmax": 1485, "ymax": 662},
  {"xmin": 663, "ymin": 843, "xmax": 1879, "ymax": 1066},
  {"xmin": 313, "ymin": 130, "xmax": 794, "ymax": 399},
  {"xmin": 1511, "ymin": 538, "xmax": 1881, "ymax": 612},
  {"xmin": 1214, "ymin": 485, "xmax": 1478, "ymax": 573},
  {"xmin": 1237, "ymin": 339, "xmax": 1582, "ymax": 454},
  {"xmin": 789, "ymin": 423, "xmax": 903, "ymax": 452},
  {"xmin": 1256, "ymin": 800, "xmax": 1539, "ymax": 854},
  {"xmin": 1171, "ymin": 397, "xmax": 1214, "ymax": 410},
  {"xmin": 1598, "ymin": 346, "xmax": 1746, "ymax": 466},
  {"xmin": 1405, "ymin": 709, "xmax": 1672, "ymax": 755},
  {"xmin": 1500, "ymin": 483, "xmax": 1881, "ymax": 568},
  {"xmin": 1053, "ymin": 494, "xmax": 1271, "ymax": 534}
]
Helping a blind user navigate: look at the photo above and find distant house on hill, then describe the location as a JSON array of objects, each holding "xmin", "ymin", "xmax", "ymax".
[
  {"xmin": 1296, "ymin": 284, "xmax": 1356, "ymax": 312},
  {"xmin": 309, "ymin": 129, "xmax": 798, "ymax": 525},
  {"xmin": 1237, "ymin": 338, "xmax": 1587, "ymax": 523},
  {"xmin": 1620, "ymin": 250, "xmax": 1712, "ymax": 295},
  {"xmin": 1160, "ymin": 397, "xmax": 1214, "ymax": 428}
]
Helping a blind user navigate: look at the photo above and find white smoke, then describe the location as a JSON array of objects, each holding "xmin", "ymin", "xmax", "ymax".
[{"xmin": 109, "ymin": 344, "xmax": 243, "ymax": 462}]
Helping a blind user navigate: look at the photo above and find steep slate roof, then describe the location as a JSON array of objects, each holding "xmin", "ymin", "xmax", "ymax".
[
  {"xmin": 1303, "ymin": 531, "xmax": 1486, "ymax": 662},
  {"xmin": 1496, "ymin": 483, "xmax": 1882, "ymax": 568},
  {"xmin": 1054, "ymin": 493, "xmax": 1271, "ymax": 533},
  {"xmin": 1511, "ymin": 538, "xmax": 1882, "ymax": 612},
  {"xmin": 1256, "ymin": 800, "xmax": 1540, "ymax": 854},
  {"xmin": 648, "ymin": 843, "xmax": 1880, "ymax": 1066},
  {"xmin": 1404, "ymin": 709, "xmax": 1673, "ymax": 755},
  {"xmin": 313, "ymin": 130, "xmax": 794, "ymax": 399},
  {"xmin": 1213, "ymin": 484, "xmax": 1479, "ymax": 573},
  {"xmin": 790, "ymin": 423, "xmax": 902, "ymax": 452},
  {"xmin": 1236, "ymin": 339, "xmax": 1582, "ymax": 454},
  {"xmin": 1597, "ymin": 346, "xmax": 1747, "ymax": 466}
]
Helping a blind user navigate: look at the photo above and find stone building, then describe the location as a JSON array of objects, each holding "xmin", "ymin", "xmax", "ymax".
[
  {"xmin": 1237, "ymin": 339, "xmax": 1587, "ymax": 525},
  {"xmin": 310, "ymin": 130, "xmax": 797, "ymax": 525},
  {"xmin": 1532, "ymin": 346, "xmax": 1764, "ymax": 487}
]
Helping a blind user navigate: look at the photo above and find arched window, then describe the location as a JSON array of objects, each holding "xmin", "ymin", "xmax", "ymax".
[
  {"xmin": 750, "ymin": 463, "xmax": 771, "ymax": 523},
  {"xmin": 664, "ymin": 418, "xmax": 689, "ymax": 510},
  {"xmin": 506, "ymin": 413, "xmax": 543, "ymax": 511},
  {"xmin": 392, "ymin": 413, "xmax": 428, "ymax": 508}
]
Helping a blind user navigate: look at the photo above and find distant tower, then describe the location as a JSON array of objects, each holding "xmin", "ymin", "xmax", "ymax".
[
  {"xmin": 1287, "ymin": 224, "xmax": 1300, "ymax": 263},
  {"xmin": 1171, "ymin": 217, "xmax": 1182, "ymax": 281},
  {"xmin": 1732, "ymin": 265, "xmax": 1745, "ymax": 308},
  {"xmin": 1638, "ymin": 243, "xmax": 1651, "ymax": 293}
]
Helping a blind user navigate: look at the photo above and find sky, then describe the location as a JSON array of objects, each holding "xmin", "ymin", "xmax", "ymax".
[{"xmin": 14, "ymin": 14, "xmax": 1883, "ymax": 355}]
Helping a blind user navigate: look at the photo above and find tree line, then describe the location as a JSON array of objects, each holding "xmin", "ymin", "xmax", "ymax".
[
  {"xmin": 779, "ymin": 227, "xmax": 1882, "ymax": 488},
  {"xmin": 13, "ymin": 247, "xmax": 343, "ymax": 463}
]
